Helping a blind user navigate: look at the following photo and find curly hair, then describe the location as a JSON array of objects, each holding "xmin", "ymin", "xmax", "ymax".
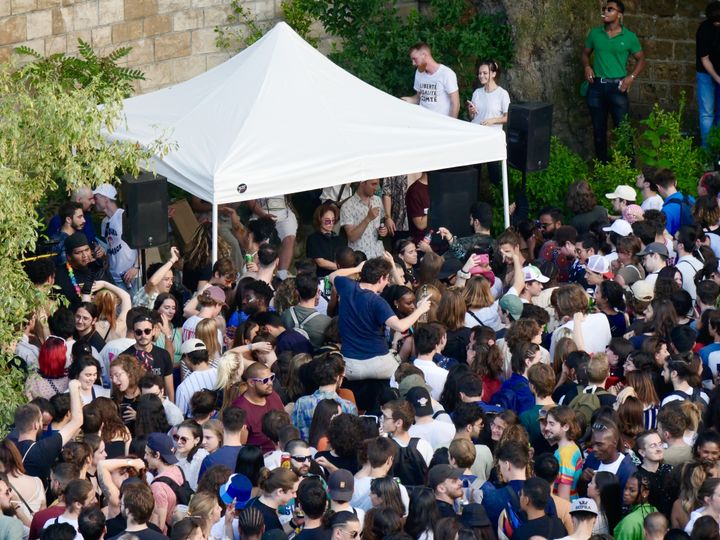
[
  {"xmin": 566, "ymin": 180, "xmax": 598, "ymax": 214},
  {"xmin": 273, "ymin": 278, "xmax": 299, "ymax": 315},
  {"xmin": 327, "ymin": 413, "xmax": 365, "ymax": 458},
  {"xmin": 109, "ymin": 355, "xmax": 145, "ymax": 402},
  {"xmin": 215, "ymin": 350, "xmax": 247, "ymax": 410},
  {"xmin": 693, "ymin": 195, "xmax": 720, "ymax": 228},
  {"xmin": 186, "ymin": 222, "xmax": 231, "ymax": 270}
]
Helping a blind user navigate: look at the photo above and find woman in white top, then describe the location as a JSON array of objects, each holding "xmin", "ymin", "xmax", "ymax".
[
  {"xmin": 467, "ymin": 60, "xmax": 510, "ymax": 187},
  {"xmin": 175, "ymin": 420, "xmax": 208, "ymax": 491},
  {"xmin": 0, "ymin": 439, "xmax": 46, "ymax": 514},
  {"xmin": 550, "ymin": 284, "xmax": 611, "ymax": 358},
  {"xmin": 684, "ymin": 477, "xmax": 720, "ymax": 534},
  {"xmin": 68, "ymin": 356, "xmax": 110, "ymax": 405}
]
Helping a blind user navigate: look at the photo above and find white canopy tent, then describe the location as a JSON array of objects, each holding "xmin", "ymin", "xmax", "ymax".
[{"xmin": 109, "ymin": 22, "xmax": 509, "ymax": 260}]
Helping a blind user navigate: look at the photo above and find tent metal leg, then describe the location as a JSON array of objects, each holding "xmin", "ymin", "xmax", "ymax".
[
  {"xmin": 502, "ymin": 159, "xmax": 510, "ymax": 229},
  {"xmin": 212, "ymin": 203, "xmax": 218, "ymax": 264}
]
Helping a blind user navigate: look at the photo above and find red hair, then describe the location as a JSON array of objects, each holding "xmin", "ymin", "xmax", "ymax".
[{"xmin": 38, "ymin": 337, "xmax": 67, "ymax": 378}]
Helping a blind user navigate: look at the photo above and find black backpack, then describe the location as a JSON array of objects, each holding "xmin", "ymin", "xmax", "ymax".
[
  {"xmin": 152, "ymin": 467, "xmax": 195, "ymax": 505},
  {"xmin": 390, "ymin": 437, "xmax": 428, "ymax": 488}
]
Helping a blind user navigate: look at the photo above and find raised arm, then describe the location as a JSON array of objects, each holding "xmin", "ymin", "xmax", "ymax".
[
  {"xmin": 58, "ymin": 379, "xmax": 83, "ymax": 446},
  {"xmin": 386, "ymin": 295, "xmax": 431, "ymax": 333},
  {"xmin": 93, "ymin": 280, "xmax": 131, "ymax": 335},
  {"xmin": 328, "ymin": 262, "xmax": 364, "ymax": 285},
  {"xmin": 97, "ymin": 458, "xmax": 145, "ymax": 510},
  {"xmin": 145, "ymin": 246, "xmax": 180, "ymax": 294}
]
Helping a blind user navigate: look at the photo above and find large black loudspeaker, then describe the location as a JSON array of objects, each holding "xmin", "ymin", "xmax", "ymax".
[
  {"xmin": 428, "ymin": 166, "xmax": 479, "ymax": 236},
  {"xmin": 122, "ymin": 171, "xmax": 169, "ymax": 249},
  {"xmin": 507, "ymin": 102, "xmax": 553, "ymax": 172}
]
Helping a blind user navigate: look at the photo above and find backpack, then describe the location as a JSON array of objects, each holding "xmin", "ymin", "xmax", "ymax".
[
  {"xmin": 288, "ymin": 307, "xmax": 320, "ymax": 341},
  {"xmin": 390, "ymin": 437, "xmax": 428, "ymax": 488},
  {"xmin": 497, "ymin": 485, "xmax": 526, "ymax": 540},
  {"xmin": 152, "ymin": 467, "xmax": 195, "ymax": 505},
  {"xmin": 569, "ymin": 385, "xmax": 612, "ymax": 426},
  {"xmin": 663, "ymin": 194, "xmax": 695, "ymax": 228}
]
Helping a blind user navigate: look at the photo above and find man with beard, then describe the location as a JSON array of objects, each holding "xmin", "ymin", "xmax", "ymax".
[
  {"xmin": 47, "ymin": 186, "xmax": 97, "ymax": 244},
  {"xmin": 54, "ymin": 232, "xmax": 114, "ymax": 309},
  {"xmin": 10, "ymin": 381, "xmax": 83, "ymax": 487},
  {"xmin": 29, "ymin": 463, "xmax": 80, "ymax": 539},
  {"xmin": 285, "ymin": 439, "xmax": 323, "ymax": 478},
  {"xmin": 112, "ymin": 481, "xmax": 167, "ymax": 539},
  {"xmin": 543, "ymin": 406, "xmax": 583, "ymax": 500},
  {"xmin": 402, "ymin": 43, "xmax": 460, "ymax": 118},
  {"xmin": 50, "ymin": 202, "xmax": 88, "ymax": 264},
  {"xmin": 429, "ymin": 464, "xmax": 464, "ymax": 518},
  {"xmin": 439, "ymin": 202, "xmax": 495, "ymax": 261},
  {"xmin": 232, "ymin": 362, "xmax": 285, "ymax": 453},
  {"xmin": 122, "ymin": 313, "xmax": 174, "ymax": 403},
  {"xmin": 0, "ymin": 474, "xmax": 27, "ymax": 538}
]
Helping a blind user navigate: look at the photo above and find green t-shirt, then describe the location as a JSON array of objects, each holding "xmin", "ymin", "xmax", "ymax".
[{"xmin": 585, "ymin": 25, "xmax": 642, "ymax": 78}]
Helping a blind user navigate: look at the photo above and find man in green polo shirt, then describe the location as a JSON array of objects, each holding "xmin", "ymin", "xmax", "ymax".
[{"xmin": 581, "ymin": 0, "xmax": 645, "ymax": 163}]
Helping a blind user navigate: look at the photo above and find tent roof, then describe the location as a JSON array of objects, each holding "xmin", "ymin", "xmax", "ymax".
[{"xmin": 109, "ymin": 22, "xmax": 506, "ymax": 204}]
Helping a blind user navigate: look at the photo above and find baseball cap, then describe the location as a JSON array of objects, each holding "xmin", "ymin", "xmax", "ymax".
[
  {"xmin": 584, "ymin": 254, "xmax": 612, "ymax": 276},
  {"xmin": 64, "ymin": 232, "xmax": 90, "ymax": 254},
  {"xmin": 605, "ymin": 185, "xmax": 637, "ymax": 202},
  {"xmin": 570, "ymin": 497, "xmax": 599, "ymax": 515},
  {"xmin": 93, "ymin": 183, "xmax": 117, "ymax": 200},
  {"xmin": 327, "ymin": 469, "xmax": 354, "ymax": 501},
  {"xmin": 219, "ymin": 474, "xmax": 253, "ymax": 509},
  {"xmin": 180, "ymin": 338, "xmax": 207, "ymax": 355},
  {"xmin": 202, "ymin": 285, "xmax": 227, "ymax": 305},
  {"xmin": 499, "ymin": 294, "xmax": 523, "ymax": 321},
  {"xmin": 523, "ymin": 265, "xmax": 549, "ymax": 283},
  {"xmin": 602, "ymin": 219, "xmax": 633, "ymax": 236},
  {"xmin": 637, "ymin": 242, "xmax": 669, "ymax": 258},
  {"xmin": 406, "ymin": 386, "xmax": 433, "ymax": 417},
  {"xmin": 438, "ymin": 258, "xmax": 463, "ymax": 281},
  {"xmin": 428, "ymin": 464, "xmax": 462, "ymax": 490},
  {"xmin": 630, "ymin": 279, "xmax": 654, "ymax": 302},
  {"xmin": 146, "ymin": 433, "xmax": 178, "ymax": 464},
  {"xmin": 398, "ymin": 374, "xmax": 432, "ymax": 399}
]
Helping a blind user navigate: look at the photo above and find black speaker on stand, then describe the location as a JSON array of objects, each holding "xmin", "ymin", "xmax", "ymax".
[
  {"xmin": 427, "ymin": 166, "xmax": 479, "ymax": 236},
  {"xmin": 121, "ymin": 171, "xmax": 169, "ymax": 249},
  {"xmin": 506, "ymin": 102, "xmax": 553, "ymax": 223}
]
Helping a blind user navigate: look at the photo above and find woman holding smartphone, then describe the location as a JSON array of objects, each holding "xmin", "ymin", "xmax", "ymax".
[{"xmin": 467, "ymin": 60, "xmax": 510, "ymax": 190}]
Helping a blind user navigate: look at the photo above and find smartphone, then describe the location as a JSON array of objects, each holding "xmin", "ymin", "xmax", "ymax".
[{"xmin": 476, "ymin": 254, "xmax": 489, "ymax": 266}]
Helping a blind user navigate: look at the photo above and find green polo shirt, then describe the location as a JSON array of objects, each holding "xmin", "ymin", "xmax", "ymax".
[{"xmin": 585, "ymin": 25, "xmax": 642, "ymax": 78}]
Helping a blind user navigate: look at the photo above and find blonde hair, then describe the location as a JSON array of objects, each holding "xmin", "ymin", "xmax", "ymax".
[
  {"xmin": 215, "ymin": 350, "xmax": 247, "ymax": 410},
  {"xmin": 416, "ymin": 284, "xmax": 441, "ymax": 323},
  {"xmin": 463, "ymin": 277, "xmax": 494, "ymax": 310},
  {"xmin": 196, "ymin": 318, "xmax": 221, "ymax": 360},
  {"xmin": 552, "ymin": 337, "xmax": 577, "ymax": 377},
  {"xmin": 187, "ymin": 491, "xmax": 217, "ymax": 525},
  {"xmin": 587, "ymin": 354, "xmax": 610, "ymax": 384}
]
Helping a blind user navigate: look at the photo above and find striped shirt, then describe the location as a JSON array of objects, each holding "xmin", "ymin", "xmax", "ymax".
[
  {"xmin": 175, "ymin": 367, "xmax": 218, "ymax": 417},
  {"xmin": 555, "ymin": 442, "xmax": 583, "ymax": 500}
]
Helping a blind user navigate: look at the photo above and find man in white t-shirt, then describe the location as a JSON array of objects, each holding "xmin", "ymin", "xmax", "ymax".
[
  {"xmin": 402, "ymin": 43, "xmax": 460, "ymax": 118},
  {"xmin": 412, "ymin": 323, "xmax": 449, "ymax": 401},
  {"xmin": 407, "ymin": 386, "xmax": 456, "ymax": 450},
  {"xmin": 350, "ymin": 437, "xmax": 410, "ymax": 513},
  {"xmin": 93, "ymin": 183, "xmax": 138, "ymax": 291},
  {"xmin": 636, "ymin": 169, "xmax": 664, "ymax": 211}
]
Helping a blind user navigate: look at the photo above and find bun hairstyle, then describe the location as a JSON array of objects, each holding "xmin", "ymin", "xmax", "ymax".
[
  {"xmin": 61, "ymin": 441, "xmax": 92, "ymax": 470},
  {"xmin": 478, "ymin": 59, "xmax": 502, "ymax": 80},
  {"xmin": 258, "ymin": 467, "xmax": 299, "ymax": 495}
]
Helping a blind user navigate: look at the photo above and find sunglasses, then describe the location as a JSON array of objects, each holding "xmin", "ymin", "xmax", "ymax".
[
  {"xmin": 592, "ymin": 423, "xmax": 608, "ymax": 431},
  {"xmin": 341, "ymin": 531, "xmax": 360, "ymax": 539},
  {"xmin": 322, "ymin": 218, "xmax": 336, "ymax": 224},
  {"xmin": 134, "ymin": 328, "xmax": 153, "ymax": 336},
  {"xmin": 602, "ymin": 6, "xmax": 616, "ymax": 11},
  {"xmin": 173, "ymin": 435, "xmax": 191, "ymax": 444},
  {"xmin": 251, "ymin": 374, "xmax": 275, "ymax": 385},
  {"xmin": 292, "ymin": 455, "xmax": 311, "ymax": 463}
]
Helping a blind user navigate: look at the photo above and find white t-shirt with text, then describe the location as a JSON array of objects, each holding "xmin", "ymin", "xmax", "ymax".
[{"xmin": 414, "ymin": 65, "xmax": 459, "ymax": 116}]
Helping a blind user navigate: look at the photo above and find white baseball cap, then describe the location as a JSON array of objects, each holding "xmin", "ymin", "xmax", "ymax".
[
  {"xmin": 570, "ymin": 497, "xmax": 598, "ymax": 515},
  {"xmin": 523, "ymin": 265, "xmax": 549, "ymax": 283},
  {"xmin": 584, "ymin": 254, "xmax": 611, "ymax": 275},
  {"xmin": 605, "ymin": 185, "xmax": 637, "ymax": 202},
  {"xmin": 92, "ymin": 183, "xmax": 117, "ymax": 200},
  {"xmin": 180, "ymin": 338, "xmax": 207, "ymax": 355},
  {"xmin": 602, "ymin": 219, "xmax": 633, "ymax": 236}
]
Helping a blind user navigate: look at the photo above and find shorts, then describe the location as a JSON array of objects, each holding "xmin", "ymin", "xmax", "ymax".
[
  {"xmin": 253, "ymin": 209, "xmax": 298, "ymax": 240},
  {"xmin": 343, "ymin": 351, "xmax": 401, "ymax": 380}
]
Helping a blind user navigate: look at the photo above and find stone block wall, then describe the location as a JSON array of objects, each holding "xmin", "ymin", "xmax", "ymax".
[{"xmin": 0, "ymin": 0, "xmax": 283, "ymax": 93}]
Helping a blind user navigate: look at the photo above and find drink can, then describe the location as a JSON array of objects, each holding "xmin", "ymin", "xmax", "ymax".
[
  {"xmin": 281, "ymin": 452, "xmax": 291, "ymax": 468},
  {"xmin": 323, "ymin": 276, "xmax": 331, "ymax": 296},
  {"xmin": 244, "ymin": 254, "xmax": 253, "ymax": 264}
]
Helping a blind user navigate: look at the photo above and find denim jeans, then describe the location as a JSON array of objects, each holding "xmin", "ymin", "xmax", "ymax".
[
  {"xmin": 586, "ymin": 79, "xmax": 630, "ymax": 163},
  {"xmin": 697, "ymin": 71, "xmax": 720, "ymax": 147}
]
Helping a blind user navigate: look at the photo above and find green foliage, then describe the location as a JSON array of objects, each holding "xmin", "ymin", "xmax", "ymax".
[
  {"xmin": 215, "ymin": 0, "xmax": 513, "ymax": 102},
  {"xmin": 0, "ymin": 59, "xmax": 169, "ymax": 433},
  {"xmin": 15, "ymin": 39, "xmax": 145, "ymax": 102},
  {"xmin": 703, "ymin": 125, "xmax": 720, "ymax": 169},
  {"xmin": 637, "ymin": 99, "xmax": 704, "ymax": 196},
  {"xmin": 507, "ymin": 137, "xmax": 589, "ymax": 218}
]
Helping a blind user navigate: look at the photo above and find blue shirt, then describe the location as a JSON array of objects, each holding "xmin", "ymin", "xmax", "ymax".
[
  {"xmin": 47, "ymin": 212, "xmax": 96, "ymax": 243},
  {"xmin": 335, "ymin": 276, "xmax": 395, "ymax": 360},
  {"xmin": 491, "ymin": 373, "xmax": 535, "ymax": 415},
  {"xmin": 291, "ymin": 389, "xmax": 358, "ymax": 440},
  {"xmin": 198, "ymin": 445, "xmax": 243, "ymax": 481},
  {"xmin": 662, "ymin": 192, "xmax": 695, "ymax": 235}
]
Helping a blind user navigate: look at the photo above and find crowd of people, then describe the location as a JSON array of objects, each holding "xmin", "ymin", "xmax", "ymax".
[
  {"xmin": 7, "ymin": 2, "xmax": 720, "ymax": 539},
  {"xmin": 9, "ymin": 158, "xmax": 720, "ymax": 540}
]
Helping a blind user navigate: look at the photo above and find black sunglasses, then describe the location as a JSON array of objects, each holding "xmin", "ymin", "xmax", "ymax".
[
  {"xmin": 292, "ymin": 455, "xmax": 311, "ymax": 463},
  {"xmin": 134, "ymin": 328, "xmax": 153, "ymax": 336}
]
